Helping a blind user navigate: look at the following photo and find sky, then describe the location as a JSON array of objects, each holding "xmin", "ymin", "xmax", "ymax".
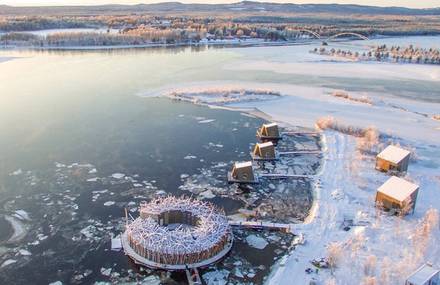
[{"xmin": 1, "ymin": 0, "xmax": 440, "ymax": 9}]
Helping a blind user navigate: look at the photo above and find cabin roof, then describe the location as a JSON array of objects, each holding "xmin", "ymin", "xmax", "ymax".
[
  {"xmin": 377, "ymin": 145, "xmax": 410, "ymax": 164},
  {"xmin": 257, "ymin": 141, "xmax": 274, "ymax": 148},
  {"xmin": 263, "ymin": 122, "xmax": 278, "ymax": 128},
  {"xmin": 406, "ymin": 264, "xmax": 439, "ymax": 285},
  {"xmin": 377, "ymin": 176, "xmax": 419, "ymax": 202},
  {"xmin": 235, "ymin": 161, "xmax": 252, "ymax": 168}
]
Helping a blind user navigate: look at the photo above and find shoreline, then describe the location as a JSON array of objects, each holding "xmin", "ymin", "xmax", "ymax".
[{"xmin": 1, "ymin": 34, "xmax": 431, "ymax": 52}]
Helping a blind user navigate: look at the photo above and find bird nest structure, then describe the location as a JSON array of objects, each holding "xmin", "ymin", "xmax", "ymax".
[{"xmin": 121, "ymin": 196, "xmax": 233, "ymax": 270}]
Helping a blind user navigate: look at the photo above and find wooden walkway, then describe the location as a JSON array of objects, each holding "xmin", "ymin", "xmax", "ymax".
[
  {"xmin": 278, "ymin": 150, "xmax": 321, "ymax": 155},
  {"xmin": 229, "ymin": 220, "xmax": 294, "ymax": 234},
  {"xmin": 281, "ymin": 131, "xmax": 319, "ymax": 136},
  {"xmin": 260, "ymin": 173, "xmax": 315, "ymax": 179}
]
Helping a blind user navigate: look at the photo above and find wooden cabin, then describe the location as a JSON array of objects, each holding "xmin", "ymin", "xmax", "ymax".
[
  {"xmin": 375, "ymin": 176, "xmax": 419, "ymax": 214},
  {"xmin": 228, "ymin": 161, "xmax": 258, "ymax": 184},
  {"xmin": 376, "ymin": 145, "xmax": 410, "ymax": 173},
  {"xmin": 257, "ymin": 123, "xmax": 281, "ymax": 141},
  {"xmin": 252, "ymin": 141, "xmax": 277, "ymax": 160},
  {"xmin": 406, "ymin": 263, "xmax": 439, "ymax": 285}
]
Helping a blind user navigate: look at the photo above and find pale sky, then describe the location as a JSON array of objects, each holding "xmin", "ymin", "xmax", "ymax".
[{"xmin": 1, "ymin": 0, "xmax": 440, "ymax": 9}]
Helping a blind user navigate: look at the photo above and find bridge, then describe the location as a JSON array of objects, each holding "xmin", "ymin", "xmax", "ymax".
[
  {"xmin": 326, "ymin": 32, "xmax": 370, "ymax": 41},
  {"xmin": 292, "ymin": 31, "xmax": 369, "ymax": 41},
  {"xmin": 296, "ymin": 29, "xmax": 321, "ymax": 39}
]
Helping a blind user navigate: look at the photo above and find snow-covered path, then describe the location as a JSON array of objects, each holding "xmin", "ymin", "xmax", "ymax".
[{"xmin": 267, "ymin": 132, "xmax": 356, "ymax": 284}]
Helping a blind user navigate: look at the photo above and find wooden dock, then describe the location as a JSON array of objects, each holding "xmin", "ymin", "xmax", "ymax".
[
  {"xmin": 260, "ymin": 173, "xmax": 315, "ymax": 179},
  {"xmin": 281, "ymin": 131, "xmax": 319, "ymax": 136},
  {"xmin": 278, "ymin": 150, "xmax": 321, "ymax": 155},
  {"xmin": 186, "ymin": 267, "xmax": 203, "ymax": 285},
  {"xmin": 229, "ymin": 220, "xmax": 294, "ymax": 234}
]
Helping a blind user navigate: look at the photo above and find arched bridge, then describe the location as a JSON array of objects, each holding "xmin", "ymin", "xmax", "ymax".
[
  {"xmin": 296, "ymin": 29, "xmax": 321, "ymax": 39},
  {"xmin": 327, "ymin": 32, "xmax": 370, "ymax": 41}
]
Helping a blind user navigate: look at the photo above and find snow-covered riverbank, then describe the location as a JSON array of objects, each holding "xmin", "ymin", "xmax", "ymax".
[{"xmin": 151, "ymin": 82, "xmax": 440, "ymax": 284}]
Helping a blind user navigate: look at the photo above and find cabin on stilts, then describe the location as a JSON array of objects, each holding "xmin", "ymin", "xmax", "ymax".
[
  {"xmin": 257, "ymin": 123, "xmax": 281, "ymax": 143},
  {"xmin": 376, "ymin": 145, "xmax": 410, "ymax": 173},
  {"xmin": 251, "ymin": 141, "xmax": 277, "ymax": 161},
  {"xmin": 375, "ymin": 176, "xmax": 419, "ymax": 215},
  {"xmin": 228, "ymin": 161, "xmax": 258, "ymax": 184}
]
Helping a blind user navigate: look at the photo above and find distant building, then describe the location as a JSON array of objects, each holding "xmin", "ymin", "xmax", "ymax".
[
  {"xmin": 257, "ymin": 123, "xmax": 281, "ymax": 143},
  {"xmin": 252, "ymin": 141, "xmax": 277, "ymax": 160},
  {"xmin": 376, "ymin": 145, "xmax": 410, "ymax": 172},
  {"xmin": 375, "ymin": 176, "xmax": 419, "ymax": 214},
  {"xmin": 228, "ymin": 161, "xmax": 258, "ymax": 184},
  {"xmin": 406, "ymin": 263, "xmax": 439, "ymax": 285}
]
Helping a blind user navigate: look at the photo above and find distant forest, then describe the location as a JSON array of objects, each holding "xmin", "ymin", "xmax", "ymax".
[{"xmin": 1, "ymin": 1, "xmax": 440, "ymax": 48}]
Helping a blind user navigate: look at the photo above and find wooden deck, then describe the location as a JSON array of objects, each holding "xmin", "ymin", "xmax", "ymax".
[{"xmin": 229, "ymin": 220, "xmax": 294, "ymax": 234}]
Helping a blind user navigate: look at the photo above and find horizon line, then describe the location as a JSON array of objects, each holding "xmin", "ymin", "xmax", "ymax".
[{"xmin": 1, "ymin": 1, "xmax": 439, "ymax": 10}]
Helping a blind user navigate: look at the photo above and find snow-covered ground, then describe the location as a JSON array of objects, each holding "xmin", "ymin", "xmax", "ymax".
[{"xmin": 149, "ymin": 78, "xmax": 440, "ymax": 284}]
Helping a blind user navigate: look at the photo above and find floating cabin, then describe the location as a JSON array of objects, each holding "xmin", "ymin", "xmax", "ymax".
[
  {"xmin": 257, "ymin": 123, "xmax": 281, "ymax": 143},
  {"xmin": 376, "ymin": 145, "xmax": 411, "ymax": 173},
  {"xmin": 251, "ymin": 141, "xmax": 277, "ymax": 161},
  {"xmin": 406, "ymin": 263, "xmax": 440, "ymax": 285},
  {"xmin": 228, "ymin": 161, "xmax": 258, "ymax": 184},
  {"xmin": 375, "ymin": 176, "xmax": 419, "ymax": 214}
]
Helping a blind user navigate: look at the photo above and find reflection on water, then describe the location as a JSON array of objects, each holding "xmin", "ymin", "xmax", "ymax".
[{"xmin": 0, "ymin": 89, "xmax": 318, "ymax": 284}]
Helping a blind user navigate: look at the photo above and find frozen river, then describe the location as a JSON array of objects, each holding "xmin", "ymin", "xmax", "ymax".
[{"xmin": 0, "ymin": 35, "xmax": 439, "ymax": 284}]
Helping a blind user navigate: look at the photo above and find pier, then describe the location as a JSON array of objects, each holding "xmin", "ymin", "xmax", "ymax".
[
  {"xmin": 281, "ymin": 131, "xmax": 319, "ymax": 136},
  {"xmin": 278, "ymin": 150, "xmax": 321, "ymax": 155},
  {"xmin": 229, "ymin": 220, "xmax": 295, "ymax": 234},
  {"xmin": 260, "ymin": 173, "xmax": 315, "ymax": 179}
]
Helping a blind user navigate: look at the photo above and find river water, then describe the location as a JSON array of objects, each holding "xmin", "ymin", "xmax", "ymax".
[
  {"xmin": 0, "ymin": 35, "xmax": 438, "ymax": 284},
  {"xmin": 0, "ymin": 46, "xmax": 320, "ymax": 284}
]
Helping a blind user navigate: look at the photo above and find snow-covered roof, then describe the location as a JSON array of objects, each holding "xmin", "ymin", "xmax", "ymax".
[
  {"xmin": 377, "ymin": 145, "xmax": 410, "ymax": 164},
  {"xmin": 377, "ymin": 176, "xmax": 419, "ymax": 202},
  {"xmin": 257, "ymin": 141, "xmax": 274, "ymax": 148},
  {"xmin": 264, "ymin": 122, "xmax": 278, "ymax": 128},
  {"xmin": 406, "ymin": 264, "xmax": 439, "ymax": 285},
  {"xmin": 235, "ymin": 161, "xmax": 252, "ymax": 168}
]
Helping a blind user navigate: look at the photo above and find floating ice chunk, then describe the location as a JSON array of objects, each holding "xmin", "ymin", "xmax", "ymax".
[
  {"xmin": 156, "ymin": 190, "xmax": 166, "ymax": 196},
  {"xmin": 199, "ymin": 190, "xmax": 216, "ymax": 199},
  {"xmin": 203, "ymin": 269, "xmax": 229, "ymax": 285},
  {"xmin": 184, "ymin": 155, "xmax": 197, "ymax": 160},
  {"xmin": 180, "ymin": 174, "xmax": 189, "ymax": 179},
  {"xmin": 111, "ymin": 237, "xmax": 122, "ymax": 251},
  {"xmin": 100, "ymin": 267, "xmax": 112, "ymax": 277},
  {"xmin": 133, "ymin": 183, "xmax": 143, "ymax": 187},
  {"xmin": 103, "ymin": 201, "xmax": 115, "ymax": 207},
  {"xmin": 198, "ymin": 119, "xmax": 216, "ymax": 124},
  {"xmin": 111, "ymin": 173, "xmax": 125, "ymax": 179},
  {"xmin": 1, "ymin": 259, "xmax": 17, "ymax": 268},
  {"xmin": 88, "ymin": 168, "xmax": 97, "ymax": 174},
  {"xmin": 19, "ymin": 249, "xmax": 32, "ymax": 256},
  {"xmin": 142, "ymin": 275, "xmax": 160, "ymax": 285},
  {"xmin": 55, "ymin": 163, "xmax": 66, "ymax": 168},
  {"xmin": 234, "ymin": 268, "xmax": 244, "ymax": 278},
  {"xmin": 10, "ymin": 169, "xmax": 22, "ymax": 176},
  {"xmin": 247, "ymin": 272, "xmax": 256, "ymax": 278},
  {"xmin": 87, "ymin": 177, "xmax": 99, "ymax": 182},
  {"xmin": 246, "ymin": 234, "xmax": 269, "ymax": 249},
  {"xmin": 48, "ymin": 281, "xmax": 63, "ymax": 285},
  {"xmin": 14, "ymin": 210, "xmax": 30, "ymax": 221}
]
